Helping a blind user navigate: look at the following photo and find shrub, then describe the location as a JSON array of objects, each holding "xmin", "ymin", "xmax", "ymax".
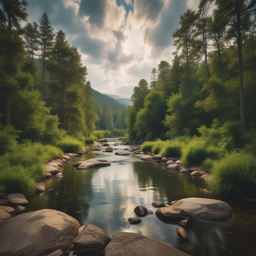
[
  {"xmin": 141, "ymin": 141, "xmax": 155, "ymax": 152},
  {"xmin": 93, "ymin": 130, "xmax": 113, "ymax": 139},
  {"xmin": 201, "ymin": 158, "xmax": 214, "ymax": 173},
  {"xmin": 152, "ymin": 140, "xmax": 166, "ymax": 154},
  {"xmin": 0, "ymin": 125, "xmax": 19, "ymax": 155},
  {"xmin": 160, "ymin": 141, "xmax": 183, "ymax": 157},
  {"xmin": 208, "ymin": 153, "xmax": 256, "ymax": 197},
  {"xmin": 57, "ymin": 136, "xmax": 83, "ymax": 153},
  {"xmin": 85, "ymin": 137, "xmax": 95, "ymax": 144},
  {"xmin": 182, "ymin": 140, "xmax": 223, "ymax": 166}
]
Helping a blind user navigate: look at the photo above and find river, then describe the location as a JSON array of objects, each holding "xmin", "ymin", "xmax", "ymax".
[{"xmin": 24, "ymin": 139, "xmax": 256, "ymax": 256}]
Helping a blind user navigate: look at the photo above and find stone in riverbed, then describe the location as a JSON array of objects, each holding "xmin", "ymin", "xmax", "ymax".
[
  {"xmin": 156, "ymin": 197, "xmax": 232, "ymax": 222},
  {"xmin": 115, "ymin": 152, "xmax": 131, "ymax": 156},
  {"xmin": 161, "ymin": 157, "xmax": 168, "ymax": 162},
  {"xmin": 166, "ymin": 160, "xmax": 175, "ymax": 165},
  {"xmin": 134, "ymin": 205, "xmax": 148, "ymax": 217},
  {"xmin": 140, "ymin": 155, "xmax": 153, "ymax": 161},
  {"xmin": 15, "ymin": 205, "xmax": 25, "ymax": 213},
  {"xmin": 152, "ymin": 155, "xmax": 163, "ymax": 161},
  {"xmin": 0, "ymin": 206, "xmax": 15, "ymax": 216},
  {"xmin": 43, "ymin": 250, "xmax": 64, "ymax": 256},
  {"xmin": 191, "ymin": 171, "xmax": 201, "ymax": 176},
  {"xmin": 105, "ymin": 146, "xmax": 113, "ymax": 152},
  {"xmin": 128, "ymin": 217, "xmax": 141, "ymax": 224},
  {"xmin": 177, "ymin": 227, "xmax": 188, "ymax": 240},
  {"xmin": 105, "ymin": 232, "xmax": 190, "ymax": 256},
  {"xmin": 147, "ymin": 209, "xmax": 154, "ymax": 215},
  {"xmin": 36, "ymin": 183, "xmax": 45, "ymax": 193},
  {"xmin": 102, "ymin": 143, "xmax": 110, "ymax": 146},
  {"xmin": 99, "ymin": 138, "xmax": 108, "ymax": 142},
  {"xmin": 200, "ymin": 173, "xmax": 211, "ymax": 182},
  {"xmin": 0, "ymin": 209, "xmax": 80, "ymax": 256},
  {"xmin": 76, "ymin": 159, "xmax": 111, "ymax": 169},
  {"xmin": 175, "ymin": 160, "xmax": 182, "ymax": 164},
  {"xmin": 45, "ymin": 165, "xmax": 60, "ymax": 175},
  {"xmin": 78, "ymin": 225, "xmax": 86, "ymax": 233},
  {"xmin": 178, "ymin": 219, "xmax": 192, "ymax": 228},
  {"xmin": 167, "ymin": 164, "xmax": 180, "ymax": 170},
  {"xmin": 0, "ymin": 209, "xmax": 12, "ymax": 221},
  {"xmin": 179, "ymin": 168, "xmax": 189, "ymax": 174},
  {"xmin": 7, "ymin": 193, "xmax": 29, "ymax": 206},
  {"xmin": 152, "ymin": 201, "xmax": 165, "ymax": 207},
  {"xmin": 45, "ymin": 173, "xmax": 53, "ymax": 179},
  {"xmin": 73, "ymin": 224, "xmax": 111, "ymax": 256}
]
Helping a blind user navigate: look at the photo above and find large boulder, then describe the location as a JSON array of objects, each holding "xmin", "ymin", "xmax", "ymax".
[
  {"xmin": 36, "ymin": 183, "xmax": 45, "ymax": 193},
  {"xmin": 167, "ymin": 164, "xmax": 180, "ymax": 170},
  {"xmin": 99, "ymin": 138, "xmax": 108, "ymax": 143},
  {"xmin": 45, "ymin": 165, "xmax": 60, "ymax": 175},
  {"xmin": 7, "ymin": 193, "xmax": 29, "ymax": 205},
  {"xmin": 152, "ymin": 155, "xmax": 163, "ymax": 161},
  {"xmin": 0, "ymin": 209, "xmax": 80, "ymax": 256},
  {"xmin": 73, "ymin": 224, "xmax": 111, "ymax": 256},
  {"xmin": 0, "ymin": 209, "xmax": 12, "ymax": 221},
  {"xmin": 0, "ymin": 206, "xmax": 15, "ymax": 216},
  {"xmin": 76, "ymin": 159, "xmax": 111, "ymax": 169},
  {"xmin": 105, "ymin": 232, "xmax": 190, "ymax": 256},
  {"xmin": 134, "ymin": 206, "xmax": 147, "ymax": 217},
  {"xmin": 105, "ymin": 146, "xmax": 113, "ymax": 152},
  {"xmin": 156, "ymin": 198, "xmax": 232, "ymax": 222}
]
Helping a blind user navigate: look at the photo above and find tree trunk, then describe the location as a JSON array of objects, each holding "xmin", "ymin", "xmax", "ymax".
[{"xmin": 216, "ymin": 40, "xmax": 225, "ymax": 82}]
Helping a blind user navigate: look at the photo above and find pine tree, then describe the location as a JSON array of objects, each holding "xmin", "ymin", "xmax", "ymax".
[{"xmin": 39, "ymin": 12, "xmax": 54, "ymax": 99}]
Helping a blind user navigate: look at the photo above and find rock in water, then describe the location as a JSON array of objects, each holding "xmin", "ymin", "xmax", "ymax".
[
  {"xmin": 179, "ymin": 169, "xmax": 189, "ymax": 174},
  {"xmin": 156, "ymin": 197, "xmax": 232, "ymax": 221},
  {"xmin": 36, "ymin": 183, "xmax": 45, "ymax": 192},
  {"xmin": 0, "ymin": 209, "xmax": 80, "ymax": 256},
  {"xmin": 134, "ymin": 206, "xmax": 148, "ymax": 217},
  {"xmin": 105, "ymin": 232, "xmax": 190, "ymax": 256},
  {"xmin": 105, "ymin": 146, "xmax": 113, "ymax": 152},
  {"xmin": 115, "ymin": 152, "xmax": 131, "ymax": 156},
  {"xmin": 128, "ymin": 217, "xmax": 141, "ymax": 224},
  {"xmin": 7, "ymin": 193, "xmax": 29, "ymax": 205},
  {"xmin": 152, "ymin": 201, "xmax": 165, "ymax": 207},
  {"xmin": 0, "ymin": 209, "xmax": 12, "ymax": 221},
  {"xmin": 177, "ymin": 227, "xmax": 188, "ymax": 240},
  {"xmin": 140, "ymin": 155, "xmax": 153, "ymax": 161},
  {"xmin": 167, "ymin": 164, "xmax": 180, "ymax": 170},
  {"xmin": 76, "ymin": 159, "xmax": 111, "ymax": 169},
  {"xmin": 152, "ymin": 155, "xmax": 163, "ymax": 161},
  {"xmin": 73, "ymin": 224, "xmax": 111, "ymax": 256},
  {"xmin": 191, "ymin": 171, "xmax": 201, "ymax": 176},
  {"xmin": 0, "ymin": 206, "xmax": 15, "ymax": 216},
  {"xmin": 166, "ymin": 160, "xmax": 175, "ymax": 165}
]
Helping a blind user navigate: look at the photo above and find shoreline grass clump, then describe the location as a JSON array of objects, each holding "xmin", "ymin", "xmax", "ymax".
[
  {"xmin": 160, "ymin": 141, "xmax": 184, "ymax": 157},
  {"xmin": 141, "ymin": 141, "xmax": 156, "ymax": 152},
  {"xmin": 201, "ymin": 158, "xmax": 214, "ymax": 173},
  {"xmin": 208, "ymin": 153, "xmax": 256, "ymax": 197},
  {"xmin": 152, "ymin": 140, "xmax": 166, "ymax": 154},
  {"xmin": 57, "ymin": 136, "xmax": 83, "ymax": 153}
]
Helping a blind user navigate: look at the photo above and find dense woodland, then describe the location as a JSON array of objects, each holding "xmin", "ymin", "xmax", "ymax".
[{"xmin": 127, "ymin": 0, "xmax": 256, "ymax": 141}]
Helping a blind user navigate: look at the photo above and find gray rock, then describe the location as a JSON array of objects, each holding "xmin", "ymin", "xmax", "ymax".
[
  {"xmin": 152, "ymin": 201, "xmax": 165, "ymax": 207},
  {"xmin": 167, "ymin": 164, "xmax": 180, "ymax": 170},
  {"xmin": 0, "ymin": 209, "xmax": 12, "ymax": 221},
  {"xmin": 36, "ymin": 183, "xmax": 45, "ymax": 193},
  {"xmin": 134, "ymin": 206, "xmax": 147, "ymax": 217},
  {"xmin": 102, "ymin": 143, "xmax": 110, "ymax": 147},
  {"xmin": 73, "ymin": 224, "xmax": 111, "ymax": 256},
  {"xmin": 15, "ymin": 205, "xmax": 25, "ymax": 213},
  {"xmin": 156, "ymin": 197, "xmax": 232, "ymax": 221},
  {"xmin": 105, "ymin": 146, "xmax": 113, "ymax": 152},
  {"xmin": 0, "ymin": 209, "xmax": 79, "ymax": 256},
  {"xmin": 45, "ymin": 165, "xmax": 60, "ymax": 175},
  {"xmin": 152, "ymin": 155, "xmax": 163, "ymax": 161},
  {"xmin": 177, "ymin": 227, "xmax": 188, "ymax": 240},
  {"xmin": 78, "ymin": 225, "xmax": 86, "ymax": 233},
  {"xmin": 99, "ymin": 138, "xmax": 108, "ymax": 142},
  {"xmin": 200, "ymin": 174, "xmax": 211, "ymax": 182},
  {"xmin": 43, "ymin": 249, "xmax": 64, "ymax": 256},
  {"xmin": 170, "ymin": 200, "xmax": 178, "ymax": 205},
  {"xmin": 191, "ymin": 171, "xmax": 201, "ymax": 176},
  {"xmin": 140, "ymin": 155, "xmax": 153, "ymax": 161},
  {"xmin": 7, "ymin": 193, "xmax": 29, "ymax": 205},
  {"xmin": 128, "ymin": 217, "xmax": 141, "ymax": 224},
  {"xmin": 105, "ymin": 232, "xmax": 190, "ymax": 256},
  {"xmin": 0, "ymin": 206, "xmax": 15, "ymax": 216},
  {"xmin": 166, "ymin": 160, "xmax": 175, "ymax": 165},
  {"xmin": 76, "ymin": 159, "xmax": 111, "ymax": 169},
  {"xmin": 147, "ymin": 209, "xmax": 154, "ymax": 215},
  {"xmin": 179, "ymin": 168, "xmax": 189, "ymax": 174},
  {"xmin": 115, "ymin": 152, "xmax": 131, "ymax": 156},
  {"xmin": 161, "ymin": 157, "xmax": 168, "ymax": 162},
  {"xmin": 175, "ymin": 160, "xmax": 182, "ymax": 164}
]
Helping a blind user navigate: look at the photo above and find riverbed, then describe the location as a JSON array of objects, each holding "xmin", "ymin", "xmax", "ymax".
[{"xmin": 24, "ymin": 139, "xmax": 256, "ymax": 256}]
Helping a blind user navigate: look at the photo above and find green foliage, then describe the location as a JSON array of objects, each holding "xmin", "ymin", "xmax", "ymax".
[
  {"xmin": 0, "ymin": 125, "xmax": 19, "ymax": 155},
  {"xmin": 208, "ymin": 153, "xmax": 256, "ymax": 197},
  {"xmin": 93, "ymin": 130, "xmax": 113, "ymax": 139},
  {"xmin": 181, "ymin": 140, "xmax": 223, "ymax": 166},
  {"xmin": 152, "ymin": 140, "xmax": 166, "ymax": 154},
  {"xmin": 141, "ymin": 141, "xmax": 155, "ymax": 152},
  {"xmin": 160, "ymin": 141, "xmax": 183, "ymax": 157},
  {"xmin": 201, "ymin": 158, "xmax": 214, "ymax": 173},
  {"xmin": 56, "ymin": 136, "xmax": 83, "ymax": 153},
  {"xmin": 85, "ymin": 137, "xmax": 95, "ymax": 144}
]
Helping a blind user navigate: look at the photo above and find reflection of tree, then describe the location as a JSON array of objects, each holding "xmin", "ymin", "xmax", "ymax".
[
  {"xmin": 132, "ymin": 161, "xmax": 205, "ymax": 203},
  {"xmin": 24, "ymin": 153, "xmax": 96, "ymax": 224}
]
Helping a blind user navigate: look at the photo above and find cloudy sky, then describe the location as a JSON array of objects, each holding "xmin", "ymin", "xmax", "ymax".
[{"xmin": 26, "ymin": 0, "xmax": 200, "ymax": 98}]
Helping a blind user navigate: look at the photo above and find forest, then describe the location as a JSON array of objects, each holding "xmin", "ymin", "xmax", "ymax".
[{"xmin": 126, "ymin": 0, "xmax": 256, "ymax": 197}]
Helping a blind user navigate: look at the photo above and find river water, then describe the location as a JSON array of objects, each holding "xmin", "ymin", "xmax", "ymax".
[{"xmin": 24, "ymin": 139, "xmax": 256, "ymax": 256}]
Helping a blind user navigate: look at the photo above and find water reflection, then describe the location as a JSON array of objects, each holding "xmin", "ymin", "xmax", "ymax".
[{"xmin": 24, "ymin": 142, "xmax": 256, "ymax": 256}]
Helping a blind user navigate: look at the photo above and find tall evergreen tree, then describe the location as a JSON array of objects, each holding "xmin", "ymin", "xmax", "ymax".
[{"xmin": 39, "ymin": 12, "xmax": 54, "ymax": 99}]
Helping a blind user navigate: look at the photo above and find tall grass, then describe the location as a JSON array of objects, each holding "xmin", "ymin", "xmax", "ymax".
[
  {"xmin": 94, "ymin": 130, "xmax": 113, "ymax": 139},
  {"xmin": 152, "ymin": 140, "xmax": 166, "ymax": 154},
  {"xmin": 208, "ymin": 153, "xmax": 256, "ymax": 197},
  {"xmin": 181, "ymin": 140, "xmax": 223, "ymax": 166},
  {"xmin": 141, "ymin": 141, "xmax": 156, "ymax": 152},
  {"xmin": 201, "ymin": 158, "xmax": 214, "ymax": 173},
  {"xmin": 57, "ymin": 136, "xmax": 83, "ymax": 153},
  {"xmin": 0, "ymin": 142, "xmax": 63, "ymax": 194},
  {"xmin": 160, "ymin": 141, "xmax": 184, "ymax": 157}
]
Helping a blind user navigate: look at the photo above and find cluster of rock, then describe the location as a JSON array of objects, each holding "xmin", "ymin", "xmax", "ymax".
[
  {"xmin": 0, "ymin": 209, "xmax": 190, "ymax": 256},
  {"xmin": 72, "ymin": 159, "xmax": 111, "ymax": 169},
  {"xmin": 0, "ymin": 193, "xmax": 28, "ymax": 222}
]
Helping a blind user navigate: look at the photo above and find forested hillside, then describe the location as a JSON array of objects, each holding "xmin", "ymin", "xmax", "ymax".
[
  {"xmin": 107, "ymin": 94, "xmax": 132, "ymax": 106},
  {"xmin": 93, "ymin": 89, "xmax": 127, "ymax": 130}
]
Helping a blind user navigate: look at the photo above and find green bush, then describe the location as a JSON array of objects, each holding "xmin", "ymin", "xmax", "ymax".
[
  {"xmin": 57, "ymin": 136, "xmax": 83, "ymax": 153},
  {"xmin": 0, "ymin": 125, "xmax": 19, "ymax": 155},
  {"xmin": 152, "ymin": 140, "xmax": 166, "ymax": 154},
  {"xmin": 93, "ymin": 130, "xmax": 113, "ymax": 139},
  {"xmin": 208, "ymin": 153, "xmax": 256, "ymax": 197},
  {"xmin": 160, "ymin": 141, "xmax": 183, "ymax": 157},
  {"xmin": 141, "ymin": 141, "xmax": 156, "ymax": 152},
  {"xmin": 182, "ymin": 140, "xmax": 223, "ymax": 166},
  {"xmin": 85, "ymin": 137, "xmax": 95, "ymax": 144},
  {"xmin": 201, "ymin": 158, "xmax": 214, "ymax": 173}
]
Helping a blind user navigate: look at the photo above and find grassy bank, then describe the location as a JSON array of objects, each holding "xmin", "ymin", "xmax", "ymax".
[{"xmin": 141, "ymin": 122, "xmax": 256, "ymax": 198}]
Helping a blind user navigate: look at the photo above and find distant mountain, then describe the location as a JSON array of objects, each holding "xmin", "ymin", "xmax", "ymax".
[{"xmin": 106, "ymin": 94, "xmax": 132, "ymax": 106}]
